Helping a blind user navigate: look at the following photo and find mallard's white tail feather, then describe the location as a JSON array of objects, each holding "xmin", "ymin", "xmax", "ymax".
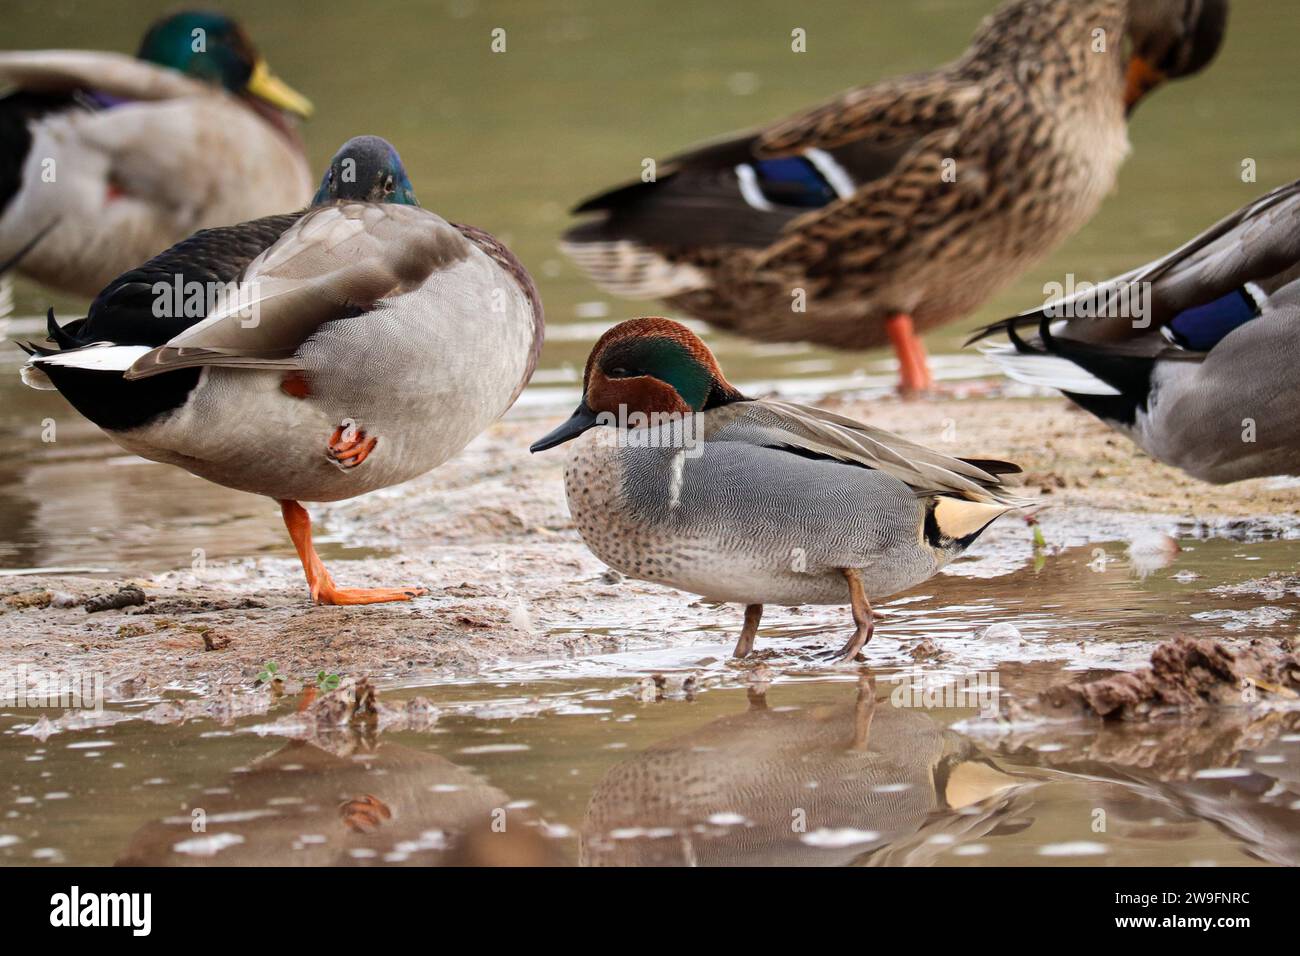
[
  {"xmin": 22, "ymin": 343, "xmax": 153, "ymax": 389},
  {"xmin": 980, "ymin": 342, "xmax": 1121, "ymax": 396}
]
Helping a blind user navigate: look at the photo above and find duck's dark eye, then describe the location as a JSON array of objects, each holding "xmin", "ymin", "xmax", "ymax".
[
  {"xmin": 608, "ymin": 366, "xmax": 635, "ymax": 378},
  {"xmin": 327, "ymin": 170, "xmax": 334, "ymax": 184},
  {"xmin": 383, "ymin": 175, "xmax": 395, "ymax": 194}
]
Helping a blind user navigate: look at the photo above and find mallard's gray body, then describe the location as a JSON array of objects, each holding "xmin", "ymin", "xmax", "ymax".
[
  {"xmin": 24, "ymin": 202, "xmax": 543, "ymax": 503},
  {"xmin": 1136, "ymin": 297, "xmax": 1300, "ymax": 483},
  {"xmin": 981, "ymin": 178, "xmax": 1300, "ymax": 485}
]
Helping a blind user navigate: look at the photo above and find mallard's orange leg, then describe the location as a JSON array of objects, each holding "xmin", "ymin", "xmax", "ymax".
[
  {"xmin": 885, "ymin": 314, "xmax": 934, "ymax": 394},
  {"xmin": 279, "ymin": 500, "xmax": 426, "ymax": 605}
]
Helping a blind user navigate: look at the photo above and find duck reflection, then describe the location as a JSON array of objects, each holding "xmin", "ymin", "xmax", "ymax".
[
  {"xmin": 117, "ymin": 735, "xmax": 562, "ymax": 866},
  {"xmin": 582, "ymin": 679, "xmax": 1032, "ymax": 866},
  {"xmin": 991, "ymin": 709, "xmax": 1300, "ymax": 866}
]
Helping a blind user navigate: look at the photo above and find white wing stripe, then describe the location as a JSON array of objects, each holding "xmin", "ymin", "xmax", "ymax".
[{"xmin": 803, "ymin": 148, "xmax": 856, "ymax": 199}]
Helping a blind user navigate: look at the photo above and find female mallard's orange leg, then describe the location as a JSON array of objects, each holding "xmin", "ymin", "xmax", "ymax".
[
  {"xmin": 279, "ymin": 500, "xmax": 426, "ymax": 605},
  {"xmin": 733, "ymin": 603, "xmax": 764, "ymax": 658},
  {"xmin": 885, "ymin": 314, "xmax": 934, "ymax": 394}
]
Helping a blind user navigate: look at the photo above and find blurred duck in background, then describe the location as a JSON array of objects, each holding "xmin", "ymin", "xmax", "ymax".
[
  {"xmin": 0, "ymin": 10, "xmax": 314, "ymax": 297},
  {"xmin": 562, "ymin": 0, "xmax": 1228, "ymax": 393},
  {"xmin": 974, "ymin": 179, "xmax": 1300, "ymax": 485}
]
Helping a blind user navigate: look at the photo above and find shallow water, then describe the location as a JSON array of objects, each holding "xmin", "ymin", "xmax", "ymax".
[
  {"xmin": 3, "ymin": 0, "xmax": 1300, "ymax": 569},
  {"xmin": 3, "ymin": 534, "xmax": 1299, "ymax": 866}
]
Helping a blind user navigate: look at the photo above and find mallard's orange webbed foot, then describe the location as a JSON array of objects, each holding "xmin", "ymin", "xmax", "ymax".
[
  {"xmin": 279, "ymin": 500, "xmax": 426, "ymax": 605},
  {"xmin": 327, "ymin": 422, "xmax": 378, "ymax": 469}
]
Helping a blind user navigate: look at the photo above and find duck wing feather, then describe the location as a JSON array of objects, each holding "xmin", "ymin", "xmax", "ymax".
[
  {"xmin": 707, "ymin": 399, "xmax": 1029, "ymax": 506},
  {"xmin": 124, "ymin": 203, "xmax": 473, "ymax": 379}
]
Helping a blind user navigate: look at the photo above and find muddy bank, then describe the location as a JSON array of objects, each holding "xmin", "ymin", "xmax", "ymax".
[{"xmin": 2, "ymin": 389, "xmax": 1299, "ymax": 698}]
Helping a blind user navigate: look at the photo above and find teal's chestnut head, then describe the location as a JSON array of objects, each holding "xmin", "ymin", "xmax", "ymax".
[
  {"xmin": 530, "ymin": 317, "xmax": 744, "ymax": 452},
  {"xmin": 137, "ymin": 10, "xmax": 313, "ymax": 117},
  {"xmin": 312, "ymin": 136, "xmax": 419, "ymax": 207}
]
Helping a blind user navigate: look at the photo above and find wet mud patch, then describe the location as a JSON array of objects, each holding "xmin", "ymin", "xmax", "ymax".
[{"xmin": 1033, "ymin": 636, "xmax": 1300, "ymax": 720}]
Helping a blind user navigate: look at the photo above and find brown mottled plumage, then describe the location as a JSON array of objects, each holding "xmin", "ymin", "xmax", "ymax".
[{"xmin": 562, "ymin": 0, "xmax": 1229, "ymax": 365}]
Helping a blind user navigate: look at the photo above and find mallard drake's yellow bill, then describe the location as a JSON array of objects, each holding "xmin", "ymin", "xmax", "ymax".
[
  {"xmin": 246, "ymin": 58, "xmax": 314, "ymax": 117},
  {"xmin": 1124, "ymin": 55, "xmax": 1167, "ymax": 114}
]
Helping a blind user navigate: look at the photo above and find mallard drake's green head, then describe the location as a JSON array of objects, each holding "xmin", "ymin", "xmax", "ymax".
[
  {"xmin": 530, "ymin": 318, "xmax": 745, "ymax": 452},
  {"xmin": 312, "ymin": 136, "xmax": 419, "ymax": 207},
  {"xmin": 137, "ymin": 10, "xmax": 313, "ymax": 117},
  {"xmin": 1124, "ymin": 0, "xmax": 1229, "ymax": 114}
]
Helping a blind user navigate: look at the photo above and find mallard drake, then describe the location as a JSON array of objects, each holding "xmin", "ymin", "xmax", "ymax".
[
  {"xmin": 561, "ymin": 0, "xmax": 1228, "ymax": 392},
  {"xmin": 19, "ymin": 136, "xmax": 544, "ymax": 605},
  {"xmin": 0, "ymin": 10, "xmax": 314, "ymax": 297},
  {"xmin": 974, "ymin": 179, "xmax": 1300, "ymax": 485},
  {"xmin": 530, "ymin": 318, "xmax": 1026, "ymax": 661}
]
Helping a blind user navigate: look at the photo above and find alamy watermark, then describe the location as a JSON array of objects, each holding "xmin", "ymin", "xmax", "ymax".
[
  {"xmin": 151, "ymin": 275, "xmax": 262, "ymax": 328},
  {"xmin": 596, "ymin": 406, "xmax": 706, "ymax": 459},
  {"xmin": 1042, "ymin": 275, "xmax": 1152, "ymax": 327},
  {"xmin": 0, "ymin": 665, "xmax": 103, "ymax": 714},
  {"xmin": 888, "ymin": 669, "xmax": 1000, "ymax": 718}
]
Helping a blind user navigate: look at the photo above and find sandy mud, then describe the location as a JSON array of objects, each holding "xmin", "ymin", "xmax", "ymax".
[{"xmin": 3, "ymin": 390, "xmax": 1299, "ymax": 708}]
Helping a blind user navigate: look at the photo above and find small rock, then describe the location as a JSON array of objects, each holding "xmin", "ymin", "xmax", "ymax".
[
  {"xmin": 202, "ymin": 631, "xmax": 232, "ymax": 651},
  {"xmin": 3, "ymin": 590, "xmax": 52, "ymax": 610},
  {"xmin": 49, "ymin": 591, "xmax": 81, "ymax": 609},
  {"xmin": 909, "ymin": 638, "xmax": 945, "ymax": 661},
  {"xmin": 84, "ymin": 586, "xmax": 147, "ymax": 614},
  {"xmin": 974, "ymin": 623, "xmax": 1022, "ymax": 643},
  {"xmin": 635, "ymin": 676, "xmax": 657, "ymax": 702}
]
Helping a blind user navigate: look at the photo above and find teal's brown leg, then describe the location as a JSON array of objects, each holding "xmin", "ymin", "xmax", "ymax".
[
  {"xmin": 733, "ymin": 603, "xmax": 764, "ymax": 658},
  {"xmin": 829, "ymin": 568, "xmax": 874, "ymax": 663}
]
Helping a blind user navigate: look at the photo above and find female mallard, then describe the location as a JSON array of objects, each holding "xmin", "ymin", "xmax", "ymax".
[
  {"xmin": 530, "ymin": 318, "xmax": 1026, "ymax": 661},
  {"xmin": 0, "ymin": 10, "xmax": 314, "ymax": 297},
  {"xmin": 975, "ymin": 179, "xmax": 1300, "ymax": 485},
  {"xmin": 561, "ymin": 0, "xmax": 1228, "ymax": 392},
  {"xmin": 19, "ymin": 136, "xmax": 544, "ymax": 605}
]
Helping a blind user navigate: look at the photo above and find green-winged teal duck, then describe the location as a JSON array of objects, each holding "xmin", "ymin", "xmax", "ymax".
[{"xmin": 531, "ymin": 317, "xmax": 1026, "ymax": 660}]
